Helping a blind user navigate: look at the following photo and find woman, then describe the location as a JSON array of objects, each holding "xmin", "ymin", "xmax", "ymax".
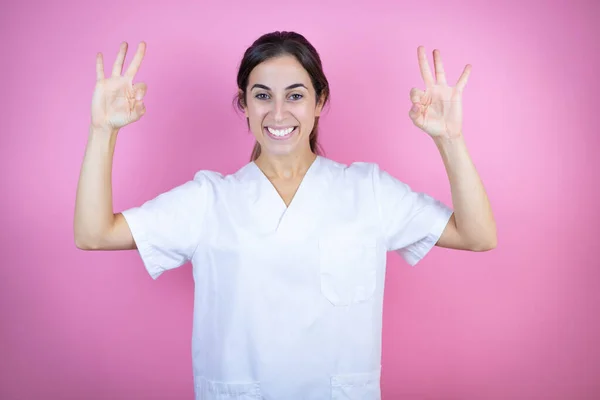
[{"xmin": 74, "ymin": 31, "xmax": 496, "ymax": 400}]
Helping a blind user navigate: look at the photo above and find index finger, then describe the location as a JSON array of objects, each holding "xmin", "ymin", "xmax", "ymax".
[
  {"xmin": 417, "ymin": 46, "xmax": 434, "ymax": 88},
  {"xmin": 96, "ymin": 52, "xmax": 104, "ymax": 81},
  {"xmin": 124, "ymin": 41, "xmax": 147, "ymax": 79}
]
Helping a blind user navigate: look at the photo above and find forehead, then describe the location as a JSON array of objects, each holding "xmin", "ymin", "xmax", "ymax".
[{"xmin": 248, "ymin": 55, "xmax": 311, "ymax": 89}]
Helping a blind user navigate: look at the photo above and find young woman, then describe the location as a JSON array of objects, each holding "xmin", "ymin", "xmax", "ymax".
[{"xmin": 74, "ymin": 31, "xmax": 496, "ymax": 400}]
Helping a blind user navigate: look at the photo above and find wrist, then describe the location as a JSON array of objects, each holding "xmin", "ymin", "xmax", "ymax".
[
  {"xmin": 88, "ymin": 124, "xmax": 119, "ymax": 151},
  {"xmin": 432, "ymin": 134, "xmax": 469, "ymax": 165},
  {"xmin": 89, "ymin": 123, "xmax": 119, "ymax": 136},
  {"xmin": 433, "ymin": 133, "xmax": 464, "ymax": 149}
]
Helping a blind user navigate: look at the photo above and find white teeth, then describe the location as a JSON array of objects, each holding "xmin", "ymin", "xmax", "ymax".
[{"xmin": 267, "ymin": 127, "xmax": 295, "ymax": 136}]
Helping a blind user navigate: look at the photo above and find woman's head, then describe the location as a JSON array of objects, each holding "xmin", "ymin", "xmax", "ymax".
[{"xmin": 235, "ymin": 31, "xmax": 330, "ymax": 161}]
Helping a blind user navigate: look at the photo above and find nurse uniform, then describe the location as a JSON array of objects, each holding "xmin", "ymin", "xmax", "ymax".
[{"xmin": 121, "ymin": 155, "xmax": 453, "ymax": 400}]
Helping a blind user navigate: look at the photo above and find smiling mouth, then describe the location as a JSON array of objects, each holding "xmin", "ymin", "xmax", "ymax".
[{"xmin": 264, "ymin": 126, "xmax": 298, "ymax": 139}]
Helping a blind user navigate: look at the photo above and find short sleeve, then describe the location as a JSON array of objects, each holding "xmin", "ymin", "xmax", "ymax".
[
  {"xmin": 373, "ymin": 164, "xmax": 453, "ymax": 266},
  {"xmin": 120, "ymin": 171, "xmax": 215, "ymax": 279}
]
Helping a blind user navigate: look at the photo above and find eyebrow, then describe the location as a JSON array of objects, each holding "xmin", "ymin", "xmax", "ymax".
[{"xmin": 251, "ymin": 83, "xmax": 307, "ymax": 91}]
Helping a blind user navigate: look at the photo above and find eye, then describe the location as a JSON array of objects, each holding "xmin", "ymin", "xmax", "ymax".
[{"xmin": 254, "ymin": 93, "xmax": 303, "ymax": 101}]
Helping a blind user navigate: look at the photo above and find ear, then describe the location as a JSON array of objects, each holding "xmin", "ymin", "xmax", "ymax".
[
  {"xmin": 239, "ymin": 89, "xmax": 248, "ymax": 117},
  {"xmin": 315, "ymin": 94, "xmax": 326, "ymax": 117}
]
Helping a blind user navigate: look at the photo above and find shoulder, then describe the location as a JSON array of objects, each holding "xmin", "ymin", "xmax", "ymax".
[
  {"xmin": 190, "ymin": 162, "xmax": 252, "ymax": 186},
  {"xmin": 185, "ymin": 162, "xmax": 257, "ymax": 197},
  {"xmin": 322, "ymin": 157, "xmax": 379, "ymax": 178},
  {"xmin": 165, "ymin": 170, "xmax": 224, "ymax": 198},
  {"xmin": 322, "ymin": 158, "xmax": 415, "ymax": 204},
  {"xmin": 321, "ymin": 157, "xmax": 393, "ymax": 184},
  {"xmin": 191, "ymin": 169, "xmax": 225, "ymax": 187}
]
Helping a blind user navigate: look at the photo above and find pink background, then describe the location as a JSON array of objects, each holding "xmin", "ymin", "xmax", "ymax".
[{"xmin": 1, "ymin": 0, "xmax": 598, "ymax": 399}]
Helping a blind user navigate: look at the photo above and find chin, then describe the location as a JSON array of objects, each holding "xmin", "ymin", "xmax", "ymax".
[{"xmin": 260, "ymin": 143, "xmax": 298, "ymax": 156}]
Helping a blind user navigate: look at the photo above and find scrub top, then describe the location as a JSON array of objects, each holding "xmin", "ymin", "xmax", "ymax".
[{"xmin": 121, "ymin": 155, "xmax": 453, "ymax": 400}]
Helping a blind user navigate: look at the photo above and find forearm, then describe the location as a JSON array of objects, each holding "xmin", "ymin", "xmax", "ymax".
[
  {"xmin": 73, "ymin": 125, "xmax": 119, "ymax": 247},
  {"xmin": 434, "ymin": 134, "xmax": 497, "ymax": 248}
]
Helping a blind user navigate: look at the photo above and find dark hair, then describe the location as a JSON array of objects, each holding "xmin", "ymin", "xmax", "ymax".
[{"xmin": 234, "ymin": 31, "xmax": 330, "ymax": 161}]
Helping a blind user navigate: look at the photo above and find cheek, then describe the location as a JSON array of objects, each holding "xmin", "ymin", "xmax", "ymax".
[
  {"xmin": 247, "ymin": 104, "xmax": 269, "ymax": 122},
  {"xmin": 296, "ymin": 107, "xmax": 317, "ymax": 127}
]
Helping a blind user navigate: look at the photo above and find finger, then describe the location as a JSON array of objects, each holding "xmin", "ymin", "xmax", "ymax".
[
  {"xmin": 433, "ymin": 49, "xmax": 447, "ymax": 85},
  {"xmin": 112, "ymin": 42, "xmax": 128, "ymax": 77},
  {"xmin": 408, "ymin": 103, "xmax": 423, "ymax": 126},
  {"xmin": 417, "ymin": 46, "xmax": 435, "ymax": 88},
  {"xmin": 132, "ymin": 100, "xmax": 146, "ymax": 120},
  {"xmin": 456, "ymin": 64, "xmax": 472, "ymax": 93},
  {"xmin": 96, "ymin": 53, "xmax": 104, "ymax": 81},
  {"xmin": 410, "ymin": 87, "xmax": 425, "ymax": 104},
  {"xmin": 124, "ymin": 41, "xmax": 147, "ymax": 79},
  {"xmin": 133, "ymin": 82, "xmax": 148, "ymax": 100}
]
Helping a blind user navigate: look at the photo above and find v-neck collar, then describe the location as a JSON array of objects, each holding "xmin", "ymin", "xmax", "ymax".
[
  {"xmin": 242, "ymin": 155, "xmax": 324, "ymax": 235},
  {"xmin": 251, "ymin": 155, "xmax": 321, "ymax": 211}
]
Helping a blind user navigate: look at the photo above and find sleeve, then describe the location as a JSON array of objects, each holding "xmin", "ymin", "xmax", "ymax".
[
  {"xmin": 120, "ymin": 171, "xmax": 215, "ymax": 280},
  {"xmin": 373, "ymin": 164, "xmax": 453, "ymax": 266}
]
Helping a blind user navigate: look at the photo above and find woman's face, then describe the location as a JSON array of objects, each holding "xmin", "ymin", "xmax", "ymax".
[{"xmin": 242, "ymin": 55, "xmax": 324, "ymax": 158}]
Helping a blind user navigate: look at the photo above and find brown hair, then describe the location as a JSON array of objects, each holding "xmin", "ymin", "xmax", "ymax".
[{"xmin": 234, "ymin": 31, "xmax": 330, "ymax": 161}]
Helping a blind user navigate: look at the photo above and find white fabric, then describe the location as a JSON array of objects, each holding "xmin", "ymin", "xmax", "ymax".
[{"xmin": 121, "ymin": 155, "xmax": 453, "ymax": 399}]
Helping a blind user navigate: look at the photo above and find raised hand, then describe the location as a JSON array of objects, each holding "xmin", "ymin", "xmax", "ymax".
[
  {"xmin": 408, "ymin": 46, "xmax": 471, "ymax": 139},
  {"xmin": 91, "ymin": 41, "xmax": 147, "ymax": 131}
]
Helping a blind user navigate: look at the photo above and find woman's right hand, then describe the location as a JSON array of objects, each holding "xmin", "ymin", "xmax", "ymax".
[{"xmin": 91, "ymin": 41, "xmax": 148, "ymax": 131}]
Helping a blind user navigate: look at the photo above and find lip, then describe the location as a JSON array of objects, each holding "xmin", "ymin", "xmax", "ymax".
[{"xmin": 264, "ymin": 126, "xmax": 298, "ymax": 140}]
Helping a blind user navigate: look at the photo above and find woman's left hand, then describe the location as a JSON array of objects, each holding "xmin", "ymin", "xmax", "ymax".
[{"xmin": 409, "ymin": 46, "xmax": 471, "ymax": 139}]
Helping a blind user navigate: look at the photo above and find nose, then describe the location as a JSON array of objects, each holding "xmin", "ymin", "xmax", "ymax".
[{"xmin": 273, "ymin": 97, "xmax": 286, "ymax": 123}]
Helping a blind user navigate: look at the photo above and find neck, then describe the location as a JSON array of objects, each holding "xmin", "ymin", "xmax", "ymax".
[{"xmin": 254, "ymin": 151, "xmax": 317, "ymax": 180}]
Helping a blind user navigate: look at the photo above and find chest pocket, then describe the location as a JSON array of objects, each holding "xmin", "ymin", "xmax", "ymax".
[{"xmin": 318, "ymin": 236, "xmax": 378, "ymax": 306}]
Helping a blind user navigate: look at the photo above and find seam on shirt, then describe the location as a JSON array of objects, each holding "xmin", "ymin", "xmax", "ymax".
[
  {"xmin": 406, "ymin": 207, "xmax": 453, "ymax": 266},
  {"xmin": 372, "ymin": 165, "xmax": 383, "ymax": 245},
  {"xmin": 122, "ymin": 208, "xmax": 164, "ymax": 279},
  {"xmin": 373, "ymin": 163, "xmax": 408, "ymax": 251},
  {"xmin": 189, "ymin": 173, "xmax": 213, "ymax": 262}
]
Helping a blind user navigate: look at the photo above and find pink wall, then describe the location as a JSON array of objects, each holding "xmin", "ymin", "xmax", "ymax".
[{"xmin": 1, "ymin": 0, "xmax": 598, "ymax": 399}]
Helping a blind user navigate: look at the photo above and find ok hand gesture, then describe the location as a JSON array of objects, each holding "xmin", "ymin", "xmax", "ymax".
[
  {"xmin": 409, "ymin": 46, "xmax": 471, "ymax": 139},
  {"xmin": 91, "ymin": 41, "xmax": 148, "ymax": 131}
]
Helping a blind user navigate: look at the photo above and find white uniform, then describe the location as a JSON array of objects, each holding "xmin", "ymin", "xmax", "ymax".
[{"xmin": 121, "ymin": 155, "xmax": 453, "ymax": 399}]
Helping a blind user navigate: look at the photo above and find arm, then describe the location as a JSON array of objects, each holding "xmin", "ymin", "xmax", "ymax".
[
  {"xmin": 408, "ymin": 46, "xmax": 496, "ymax": 252},
  {"xmin": 433, "ymin": 135, "xmax": 497, "ymax": 251},
  {"xmin": 73, "ymin": 125, "xmax": 135, "ymax": 250},
  {"xmin": 74, "ymin": 41, "xmax": 147, "ymax": 250}
]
